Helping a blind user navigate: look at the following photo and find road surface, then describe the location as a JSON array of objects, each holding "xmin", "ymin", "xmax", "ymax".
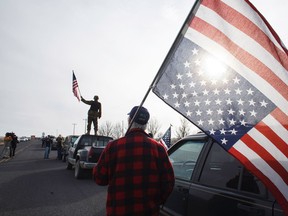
[{"xmin": 0, "ymin": 140, "xmax": 107, "ymax": 216}]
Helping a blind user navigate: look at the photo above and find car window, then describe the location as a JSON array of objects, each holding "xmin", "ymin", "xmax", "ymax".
[
  {"xmin": 73, "ymin": 136, "xmax": 81, "ymax": 146},
  {"xmin": 199, "ymin": 142, "xmax": 241, "ymax": 189},
  {"xmin": 81, "ymin": 137, "xmax": 94, "ymax": 146},
  {"xmin": 169, "ymin": 140, "xmax": 205, "ymax": 180},
  {"xmin": 240, "ymin": 168, "xmax": 266, "ymax": 195},
  {"xmin": 92, "ymin": 138, "xmax": 111, "ymax": 147},
  {"xmin": 71, "ymin": 136, "xmax": 78, "ymax": 144},
  {"xmin": 199, "ymin": 142, "xmax": 267, "ymax": 196}
]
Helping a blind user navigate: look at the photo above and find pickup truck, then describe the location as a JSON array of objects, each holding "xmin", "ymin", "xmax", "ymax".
[
  {"xmin": 160, "ymin": 133, "xmax": 284, "ymax": 216},
  {"xmin": 66, "ymin": 134, "xmax": 113, "ymax": 179}
]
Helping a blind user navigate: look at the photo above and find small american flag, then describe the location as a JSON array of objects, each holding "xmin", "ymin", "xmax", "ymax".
[
  {"xmin": 160, "ymin": 126, "xmax": 171, "ymax": 149},
  {"xmin": 153, "ymin": 0, "xmax": 288, "ymax": 213},
  {"xmin": 72, "ymin": 71, "xmax": 80, "ymax": 102}
]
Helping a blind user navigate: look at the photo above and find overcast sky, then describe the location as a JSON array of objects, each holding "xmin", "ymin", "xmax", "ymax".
[{"xmin": 1, "ymin": 0, "xmax": 287, "ymax": 138}]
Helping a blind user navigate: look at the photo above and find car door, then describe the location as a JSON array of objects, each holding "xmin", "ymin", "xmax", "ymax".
[
  {"xmin": 189, "ymin": 141, "xmax": 284, "ymax": 216},
  {"xmin": 68, "ymin": 136, "xmax": 81, "ymax": 162},
  {"xmin": 161, "ymin": 138, "xmax": 206, "ymax": 216}
]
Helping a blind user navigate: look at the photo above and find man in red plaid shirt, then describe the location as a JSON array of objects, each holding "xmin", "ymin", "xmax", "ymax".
[{"xmin": 93, "ymin": 106, "xmax": 175, "ymax": 216}]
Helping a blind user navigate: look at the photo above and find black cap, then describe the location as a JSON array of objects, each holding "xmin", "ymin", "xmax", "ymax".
[{"xmin": 128, "ymin": 106, "xmax": 150, "ymax": 125}]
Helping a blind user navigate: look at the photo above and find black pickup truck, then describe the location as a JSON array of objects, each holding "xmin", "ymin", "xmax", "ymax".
[
  {"xmin": 66, "ymin": 134, "xmax": 113, "ymax": 179},
  {"xmin": 160, "ymin": 133, "xmax": 284, "ymax": 216}
]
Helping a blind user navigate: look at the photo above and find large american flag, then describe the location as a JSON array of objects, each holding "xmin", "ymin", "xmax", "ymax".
[
  {"xmin": 72, "ymin": 71, "xmax": 81, "ymax": 102},
  {"xmin": 152, "ymin": 0, "xmax": 288, "ymax": 213}
]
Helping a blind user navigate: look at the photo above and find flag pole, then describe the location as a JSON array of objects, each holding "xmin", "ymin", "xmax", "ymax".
[{"xmin": 125, "ymin": 0, "xmax": 201, "ymax": 135}]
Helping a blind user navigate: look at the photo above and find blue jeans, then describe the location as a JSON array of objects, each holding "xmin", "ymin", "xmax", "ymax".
[
  {"xmin": 44, "ymin": 147, "xmax": 50, "ymax": 159},
  {"xmin": 57, "ymin": 148, "xmax": 62, "ymax": 160}
]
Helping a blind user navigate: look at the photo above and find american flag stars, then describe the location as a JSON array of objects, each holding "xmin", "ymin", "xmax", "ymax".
[{"xmin": 155, "ymin": 39, "xmax": 276, "ymax": 149}]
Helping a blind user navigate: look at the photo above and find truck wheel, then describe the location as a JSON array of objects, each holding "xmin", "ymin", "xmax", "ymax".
[
  {"xmin": 66, "ymin": 161, "xmax": 72, "ymax": 170},
  {"xmin": 75, "ymin": 160, "xmax": 84, "ymax": 179}
]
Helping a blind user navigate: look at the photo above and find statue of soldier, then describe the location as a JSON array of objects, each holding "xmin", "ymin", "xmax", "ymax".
[{"xmin": 81, "ymin": 95, "xmax": 102, "ymax": 135}]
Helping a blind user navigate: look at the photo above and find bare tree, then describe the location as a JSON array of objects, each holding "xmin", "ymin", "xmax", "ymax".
[
  {"xmin": 113, "ymin": 122, "xmax": 125, "ymax": 139},
  {"xmin": 175, "ymin": 118, "xmax": 191, "ymax": 140},
  {"xmin": 147, "ymin": 117, "xmax": 161, "ymax": 138},
  {"xmin": 98, "ymin": 121, "xmax": 114, "ymax": 137}
]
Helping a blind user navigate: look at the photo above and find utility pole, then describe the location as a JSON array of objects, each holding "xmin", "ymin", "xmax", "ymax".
[{"xmin": 72, "ymin": 123, "xmax": 77, "ymax": 135}]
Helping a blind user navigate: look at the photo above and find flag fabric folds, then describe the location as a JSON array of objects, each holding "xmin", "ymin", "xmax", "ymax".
[
  {"xmin": 160, "ymin": 126, "xmax": 172, "ymax": 149},
  {"xmin": 72, "ymin": 71, "xmax": 81, "ymax": 102},
  {"xmin": 152, "ymin": 0, "xmax": 288, "ymax": 213}
]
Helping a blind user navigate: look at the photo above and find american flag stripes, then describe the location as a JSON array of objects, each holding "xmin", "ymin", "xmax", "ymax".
[
  {"xmin": 152, "ymin": 0, "xmax": 288, "ymax": 213},
  {"xmin": 72, "ymin": 71, "xmax": 81, "ymax": 102}
]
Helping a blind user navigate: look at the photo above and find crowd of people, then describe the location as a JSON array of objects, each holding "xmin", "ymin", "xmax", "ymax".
[
  {"xmin": 1, "ymin": 133, "xmax": 66, "ymax": 161},
  {"xmin": 1, "ymin": 132, "xmax": 19, "ymax": 158},
  {"xmin": 42, "ymin": 134, "xmax": 65, "ymax": 160}
]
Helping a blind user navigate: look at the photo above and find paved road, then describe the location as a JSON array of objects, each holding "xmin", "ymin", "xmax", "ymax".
[{"xmin": 0, "ymin": 140, "xmax": 107, "ymax": 216}]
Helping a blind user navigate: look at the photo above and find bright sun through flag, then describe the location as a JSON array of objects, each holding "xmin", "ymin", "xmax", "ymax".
[{"xmin": 202, "ymin": 56, "xmax": 227, "ymax": 79}]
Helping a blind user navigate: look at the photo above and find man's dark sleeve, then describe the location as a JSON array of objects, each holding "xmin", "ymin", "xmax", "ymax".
[{"xmin": 81, "ymin": 98, "xmax": 93, "ymax": 105}]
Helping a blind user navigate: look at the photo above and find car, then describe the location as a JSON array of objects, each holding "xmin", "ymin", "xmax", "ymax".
[
  {"xmin": 66, "ymin": 134, "xmax": 113, "ymax": 179},
  {"xmin": 19, "ymin": 137, "xmax": 28, "ymax": 142},
  {"xmin": 160, "ymin": 133, "xmax": 284, "ymax": 216}
]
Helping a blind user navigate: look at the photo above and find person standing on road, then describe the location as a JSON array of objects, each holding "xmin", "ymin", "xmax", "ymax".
[
  {"xmin": 10, "ymin": 133, "xmax": 18, "ymax": 158},
  {"xmin": 1, "ymin": 133, "xmax": 12, "ymax": 158},
  {"xmin": 44, "ymin": 136, "xmax": 52, "ymax": 159},
  {"xmin": 56, "ymin": 134, "xmax": 64, "ymax": 160},
  {"xmin": 81, "ymin": 95, "xmax": 101, "ymax": 135},
  {"xmin": 93, "ymin": 106, "xmax": 175, "ymax": 216}
]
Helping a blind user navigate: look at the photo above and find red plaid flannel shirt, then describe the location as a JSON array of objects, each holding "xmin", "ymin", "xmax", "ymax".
[{"xmin": 93, "ymin": 128, "xmax": 175, "ymax": 216}]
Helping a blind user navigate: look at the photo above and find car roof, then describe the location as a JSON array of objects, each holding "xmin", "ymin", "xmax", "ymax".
[
  {"xmin": 168, "ymin": 133, "xmax": 209, "ymax": 151},
  {"xmin": 66, "ymin": 135, "xmax": 79, "ymax": 138},
  {"xmin": 181, "ymin": 132, "xmax": 208, "ymax": 141},
  {"xmin": 79, "ymin": 134, "xmax": 113, "ymax": 140}
]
